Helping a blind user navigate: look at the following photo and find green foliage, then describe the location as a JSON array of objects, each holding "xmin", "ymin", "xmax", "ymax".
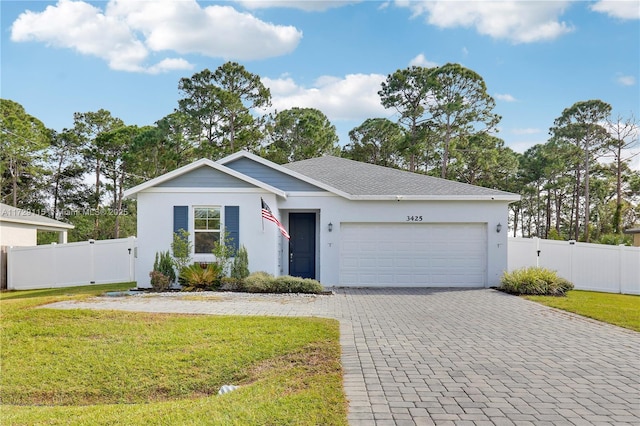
[
  {"xmin": 0, "ymin": 285, "xmax": 346, "ymax": 424},
  {"xmin": 343, "ymin": 118, "xmax": 405, "ymax": 168},
  {"xmin": 149, "ymin": 270, "xmax": 171, "ymax": 292},
  {"xmin": 243, "ymin": 272, "xmax": 324, "ymax": 294},
  {"xmin": 178, "ymin": 62, "xmax": 271, "ymax": 157},
  {"xmin": 179, "ymin": 263, "xmax": 223, "ymax": 291},
  {"xmin": 500, "ymin": 267, "xmax": 574, "ymax": 296},
  {"xmin": 274, "ymin": 275, "xmax": 325, "ymax": 294},
  {"xmin": 547, "ymin": 228, "xmax": 564, "ymax": 241},
  {"xmin": 212, "ymin": 230, "xmax": 236, "ymax": 276},
  {"xmin": 525, "ymin": 290, "xmax": 640, "ymax": 332},
  {"xmin": 220, "ymin": 276, "xmax": 246, "ymax": 292},
  {"xmin": 171, "ymin": 229, "xmax": 192, "ymax": 273},
  {"xmin": 231, "ymin": 245, "xmax": 250, "ymax": 280},
  {"xmin": 264, "ymin": 107, "xmax": 340, "ymax": 164},
  {"xmin": 153, "ymin": 251, "xmax": 176, "ymax": 283},
  {"xmin": 596, "ymin": 233, "xmax": 632, "ymax": 246},
  {"xmin": 243, "ymin": 271, "xmax": 275, "ymax": 293},
  {"xmin": 1, "ymin": 99, "xmax": 51, "ymax": 206}
]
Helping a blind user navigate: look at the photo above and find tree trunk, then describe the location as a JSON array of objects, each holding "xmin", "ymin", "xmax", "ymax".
[
  {"xmin": 614, "ymin": 143, "xmax": 622, "ymax": 233},
  {"xmin": 574, "ymin": 169, "xmax": 581, "ymax": 240},
  {"xmin": 583, "ymin": 149, "xmax": 591, "ymax": 242},
  {"xmin": 94, "ymin": 159, "xmax": 101, "ymax": 239}
]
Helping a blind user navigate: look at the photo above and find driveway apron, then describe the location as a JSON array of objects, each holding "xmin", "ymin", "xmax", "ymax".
[{"xmin": 47, "ymin": 288, "xmax": 640, "ymax": 425}]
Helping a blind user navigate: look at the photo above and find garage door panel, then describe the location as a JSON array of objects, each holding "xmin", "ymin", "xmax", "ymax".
[{"xmin": 339, "ymin": 223, "xmax": 487, "ymax": 287}]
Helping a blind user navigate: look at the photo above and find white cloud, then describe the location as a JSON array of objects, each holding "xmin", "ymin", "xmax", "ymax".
[
  {"xmin": 512, "ymin": 128, "xmax": 541, "ymax": 135},
  {"xmin": 396, "ymin": 0, "xmax": 574, "ymax": 43},
  {"xmin": 11, "ymin": 0, "xmax": 302, "ymax": 73},
  {"xmin": 234, "ymin": 0, "xmax": 361, "ymax": 11},
  {"xmin": 409, "ymin": 53, "xmax": 439, "ymax": 68},
  {"xmin": 495, "ymin": 93, "xmax": 517, "ymax": 102},
  {"xmin": 617, "ymin": 74, "xmax": 637, "ymax": 86},
  {"xmin": 146, "ymin": 58, "xmax": 194, "ymax": 75},
  {"xmin": 591, "ymin": 0, "xmax": 640, "ymax": 20},
  {"xmin": 508, "ymin": 139, "xmax": 545, "ymax": 154},
  {"xmin": 262, "ymin": 73, "xmax": 390, "ymax": 122}
]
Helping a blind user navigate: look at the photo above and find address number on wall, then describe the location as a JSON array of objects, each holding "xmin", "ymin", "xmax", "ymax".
[{"xmin": 406, "ymin": 216, "xmax": 423, "ymax": 222}]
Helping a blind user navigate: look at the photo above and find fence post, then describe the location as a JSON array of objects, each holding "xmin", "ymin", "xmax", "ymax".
[
  {"xmin": 89, "ymin": 240, "xmax": 96, "ymax": 284},
  {"xmin": 568, "ymin": 240, "xmax": 575, "ymax": 284},
  {"xmin": 128, "ymin": 236, "xmax": 136, "ymax": 283}
]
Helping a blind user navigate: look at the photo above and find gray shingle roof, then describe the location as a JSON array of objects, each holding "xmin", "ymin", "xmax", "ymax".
[{"xmin": 283, "ymin": 156, "xmax": 518, "ymax": 200}]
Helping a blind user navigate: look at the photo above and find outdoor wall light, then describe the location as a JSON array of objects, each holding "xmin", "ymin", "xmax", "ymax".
[
  {"xmin": 328, "ymin": 222, "xmax": 333, "ymax": 232},
  {"xmin": 496, "ymin": 223, "xmax": 502, "ymax": 233}
]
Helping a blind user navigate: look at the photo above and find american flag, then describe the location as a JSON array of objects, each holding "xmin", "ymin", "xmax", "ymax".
[{"xmin": 261, "ymin": 198, "xmax": 290, "ymax": 240}]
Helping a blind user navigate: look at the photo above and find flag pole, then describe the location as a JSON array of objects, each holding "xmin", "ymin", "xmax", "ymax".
[{"xmin": 260, "ymin": 198, "xmax": 264, "ymax": 233}]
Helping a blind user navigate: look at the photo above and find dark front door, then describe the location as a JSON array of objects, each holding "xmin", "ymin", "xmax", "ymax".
[{"xmin": 289, "ymin": 213, "xmax": 316, "ymax": 279}]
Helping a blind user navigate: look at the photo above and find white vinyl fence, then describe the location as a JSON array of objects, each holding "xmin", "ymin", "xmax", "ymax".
[
  {"xmin": 508, "ymin": 237, "xmax": 640, "ymax": 295},
  {"xmin": 7, "ymin": 237, "xmax": 136, "ymax": 290}
]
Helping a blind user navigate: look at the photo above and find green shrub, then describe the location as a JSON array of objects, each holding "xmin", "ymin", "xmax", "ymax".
[
  {"xmin": 149, "ymin": 271, "xmax": 171, "ymax": 292},
  {"xmin": 220, "ymin": 276, "xmax": 246, "ymax": 292},
  {"xmin": 274, "ymin": 275, "xmax": 324, "ymax": 294},
  {"xmin": 171, "ymin": 230, "xmax": 192, "ymax": 273},
  {"xmin": 242, "ymin": 272, "xmax": 324, "ymax": 294},
  {"xmin": 212, "ymin": 230, "xmax": 236, "ymax": 276},
  {"xmin": 153, "ymin": 251, "xmax": 176, "ymax": 283},
  {"xmin": 500, "ymin": 267, "xmax": 574, "ymax": 296},
  {"xmin": 243, "ymin": 271, "xmax": 276, "ymax": 293},
  {"xmin": 596, "ymin": 233, "xmax": 632, "ymax": 246},
  {"xmin": 180, "ymin": 263, "xmax": 223, "ymax": 291},
  {"xmin": 231, "ymin": 245, "xmax": 250, "ymax": 279}
]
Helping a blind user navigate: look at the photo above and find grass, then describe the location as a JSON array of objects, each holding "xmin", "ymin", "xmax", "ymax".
[
  {"xmin": 524, "ymin": 290, "xmax": 640, "ymax": 332},
  {"xmin": 0, "ymin": 284, "xmax": 347, "ymax": 425}
]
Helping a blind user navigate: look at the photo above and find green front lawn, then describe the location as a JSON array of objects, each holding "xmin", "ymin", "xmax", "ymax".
[
  {"xmin": 524, "ymin": 290, "xmax": 640, "ymax": 332},
  {"xmin": 0, "ymin": 284, "xmax": 347, "ymax": 425}
]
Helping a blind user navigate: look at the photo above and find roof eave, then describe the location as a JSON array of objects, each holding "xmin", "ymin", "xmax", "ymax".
[
  {"xmin": 350, "ymin": 194, "xmax": 521, "ymax": 201},
  {"xmin": 0, "ymin": 216, "xmax": 74, "ymax": 230}
]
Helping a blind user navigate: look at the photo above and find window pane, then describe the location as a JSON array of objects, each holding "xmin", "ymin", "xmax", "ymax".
[
  {"xmin": 208, "ymin": 208, "xmax": 220, "ymax": 219},
  {"xmin": 194, "ymin": 219, "xmax": 207, "ymax": 230},
  {"xmin": 195, "ymin": 208, "xmax": 207, "ymax": 218},
  {"xmin": 209, "ymin": 218, "xmax": 221, "ymax": 230},
  {"xmin": 195, "ymin": 232, "xmax": 220, "ymax": 254}
]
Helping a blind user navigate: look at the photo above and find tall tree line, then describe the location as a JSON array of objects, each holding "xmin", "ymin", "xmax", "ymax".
[{"xmin": 1, "ymin": 61, "xmax": 638, "ymax": 244}]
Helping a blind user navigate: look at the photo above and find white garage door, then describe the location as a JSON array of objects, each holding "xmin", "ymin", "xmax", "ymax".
[{"xmin": 339, "ymin": 223, "xmax": 487, "ymax": 287}]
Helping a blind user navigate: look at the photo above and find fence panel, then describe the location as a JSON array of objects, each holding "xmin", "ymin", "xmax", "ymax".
[
  {"xmin": 52, "ymin": 241, "xmax": 95, "ymax": 287},
  {"xmin": 7, "ymin": 237, "xmax": 136, "ymax": 290},
  {"xmin": 621, "ymin": 247, "xmax": 640, "ymax": 295},
  {"xmin": 508, "ymin": 237, "xmax": 640, "ymax": 295}
]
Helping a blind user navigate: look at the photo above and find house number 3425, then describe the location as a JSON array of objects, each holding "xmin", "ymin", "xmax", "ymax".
[{"xmin": 406, "ymin": 215, "xmax": 423, "ymax": 222}]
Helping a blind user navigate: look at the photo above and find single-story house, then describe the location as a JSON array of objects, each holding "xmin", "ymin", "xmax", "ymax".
[
  {"xmin": 0, "ymin": 202, "xmax": 75, "ymax": 289},
  {"xmin": 124, "ymin": 151, "xmax": 520, "ymax": 289}
]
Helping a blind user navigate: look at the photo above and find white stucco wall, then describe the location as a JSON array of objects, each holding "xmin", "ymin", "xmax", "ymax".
[
  {"xmin": 0, "ymin": 223, "xmax": 37, "ymax": 247},
  {"xmin": 135, "ymin": 189, "xmax": 282, "ymax": 288},
  {"xmin": 135, "ymin": 188, "xmax": 510, "ymax": 288},
  {"xmin": 278, "ymin": 195, "xmax": 510, "ymax": 287}
]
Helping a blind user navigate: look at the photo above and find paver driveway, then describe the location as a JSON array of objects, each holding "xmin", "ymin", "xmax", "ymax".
[{"xmin": 49, "ymin": 288, "xmax": 640, "ymax": 425}]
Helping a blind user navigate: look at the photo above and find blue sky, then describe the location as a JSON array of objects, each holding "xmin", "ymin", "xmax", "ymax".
[{"xmin": 2, "ymin": 0, "xmax": 639, "ymax": 168}]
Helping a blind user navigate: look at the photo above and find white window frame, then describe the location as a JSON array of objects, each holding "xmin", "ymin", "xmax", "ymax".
[{"xmin": 192, "ymin": 206, "xmax": 222, "ymax": 256}]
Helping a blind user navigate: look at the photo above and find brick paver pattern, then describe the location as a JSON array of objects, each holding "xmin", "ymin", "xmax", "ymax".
[{"xmin": 49, "ymin": 288, "xmax": 640, "ymax": 426}]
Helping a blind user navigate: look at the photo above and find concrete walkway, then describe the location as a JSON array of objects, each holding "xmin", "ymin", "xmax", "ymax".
[{"xmin": 47, "ymin": 288, "xmax": 640, "ymax": 425}]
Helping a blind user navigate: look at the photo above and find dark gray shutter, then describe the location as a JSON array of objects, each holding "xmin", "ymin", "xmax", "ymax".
[
  {"xmin": 173, "ymin": 206, "xmax": 188, "ymax": 234},
  {"xmin": 225, "ymin": 206, "xmax": 240, "ymax": 252}
]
